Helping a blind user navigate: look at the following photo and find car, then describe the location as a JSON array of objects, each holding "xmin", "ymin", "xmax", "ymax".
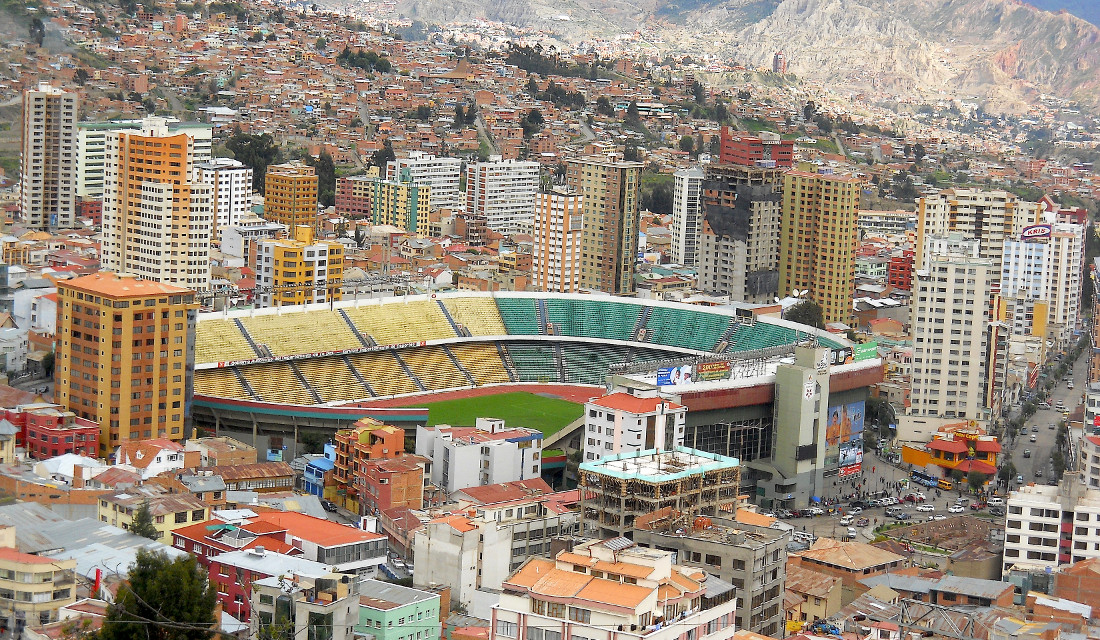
[
  {"xmin": 849, "ymin": 500, "xmax": 869, "ymax": 509},
  {"xmin": 956, "ymin": 497, "xmax": 969, "ymax": 506},
  {"xmin": 915, "ymin": 504, "xmax": 935, "ymax": 512},
  {"xmin": 970, "ymin": 502, "xmax": 986, "ymax": 510},
  {"xmin": 948, "ymin": 505, "xmax": 965, "ymax": 513},
  {"xmin": 846, "ymin": 527, "xmax": 859, "ymax": 540},
  {"xmin": 807, "ymin": 507, "xmax": 824, "ymax": 516},
  {"xmin": 1035, "ymin": 469, "xmax": 1043, "ymax": 477},
  {"xmin": 849, "ymin": 507, "xmax": 863, "ymax": 515},
  {"xmin": 1017, "ymin": 474, "xmax": 1025, "ymax": 483},
  {"xmin": 856, "ymin": 517, "xmax": 870, "ymax": 527},
  {"xmin": 987, "ymin": 497, "xmax": 1004, "ymax": 506},
  {"xmin": 1039, "ymin": 402, "xmax": 1052, "ymax": 409},
  {"xmin": 1068, "ymin": 382, "xmax": 1074, "ymax": 389},
  {"xmin": 1030, "ymin": 434, "xmax": 1038, "ymax": 443},
  {"xmin": 932, "ymin": 514, "xmax": 948, "ymax": 521},
  {"xmin": 990, "ymin": 506, "xmax": 1006, "ymax": 517},
  {"xmin": 840, "ymin": 515, "xmax": 854, "ymax": 526},
  {"xmin": 1024, "ymin": 449, "xmax": 1031, "ymax": 458},
  {"xmin": 776, "ymin": 509, "xmax": 793, "ymax": 519},
  {"xmin": 884, "ymin": 497, "xmax": 899, "ymax": 506},
  {"xmin": 894, "ymin": 512, "xmax": 912, "ymax": 521},
  {"xmin": 1032, "ymin": 426, "xmax": 1039, "ymax": 433},
  {"xmin": 321, "ymin": 500, "xmax": 338, "ymax": 512},
  {"xmin": 912, "ymin": 492, "xmax": 926, "ymax": 501},
  {"xmin": 1049, "ymin": 423, "xmax": 1056, "ymax": 430}
]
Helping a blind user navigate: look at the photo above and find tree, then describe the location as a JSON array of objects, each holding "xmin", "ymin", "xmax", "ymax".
[
  {"xmin": 595, "ymin": 96, "xmax": 614, "ymax": 117},
  {"xmin": 225, "ymin": 129, "xmax": 280, "ymax": 193},
  {"xmin": 307, "ymin": 150, "xmax": 336, "ymax": 208},
  {"xmin": 913, "ymin": 143, "xmax": 926, "ymax": 162},
  {"xmin": 803, "ymin": 101, "xmax": 816, "ymax": 122},
  {"xmin": 129, "ymin": 500, "xmax": 159, "ymax": 540},
  {"xmin": 30, "ymin": 18, "xmax": 46, "ymax": 47},
  {"xmin": 623, "ymin": 145, "xmax": 640, "ymax": 162},
  {"xmin": 371, "ymin": 140, "xmax": 395, "ymax": 170},
  {"xmin": 949, "ymin": 467, "xmax": 966, "ymax": 486},
  {"xmin": 453, "ymin": 104, "xmax": 465, "ymax": 128},
  {"xmin": 626, "ymin": 100, "xmax": 640, "ymax": 125},
  {"xmin": 74, "ymin": 68, "xmax": 91, "ymax": 85},
  {"xmin": 99, "ymin": 549, "xmax": 216, "ymax": 640},
  {"xmin": 678, "ymin": 135, "xmax": 694, "ymax": 154},
  {"xmin": 315, "ymin": 36, "xmax": 327, "ymax": 50},
  {"xmin": 784, "ymin": 300, "xmax": 825, "ymax": 329},
  {"xmin": 966, "ymin": 470, "xmax": 988, "ymax": 494},
  {"xmin": 997, "ymin": 461, "xmax": 1016, "ymax": 484}
]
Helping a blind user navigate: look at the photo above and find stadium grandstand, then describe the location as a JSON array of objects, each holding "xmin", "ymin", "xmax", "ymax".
[{"xmin": 191, "ymin": 292, "xmax": 848, "ymax": 437}]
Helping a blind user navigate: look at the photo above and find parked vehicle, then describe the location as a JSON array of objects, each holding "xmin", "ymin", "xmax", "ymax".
[
  {"xmin": 948, "ymin": 505, "xmax": 965, "ymax": 513},
  {"xmin": 1017, "ymin": 474, "xmax": 1025, "ymax": 483},
  {"xmin": 849, "ymin": 507, "xmax": 863, "ymax": 515},
  {"xmin": 840, "ymin": 515, "xmax": 854, "ymax": 526},
  {"xmin": 987, "ymin": 497, "xmax": 1004, "ymax": 506},
  {"xmin": 856, "ymin": 517, "xmax": 870, "ymax": 527},
  {"xmin": 990, "ymin": 506, "xmax": 1006, "ymax": 517},
  {"xmin": 807, "ymin": 507, "xmax": 824, "ymax": 516},
  {"xmin": 1023, "ymin": 449, "xmax": 1031, "ymax": 458},
  {"xmin": 894, "ymin": 512, "xmax": 912, "ymax": 521},
  {"xmin": 321, "ymin": 500, "xmax": 338, "ymax": 512},
  {"xmin": 915, "ymin": 504, "xmax": 934, "ymax": 512}
]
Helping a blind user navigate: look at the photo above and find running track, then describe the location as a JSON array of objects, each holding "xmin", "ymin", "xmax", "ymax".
[{"xmin": 348, "ymin": 384, "xmax": 604, "ymax": 408}]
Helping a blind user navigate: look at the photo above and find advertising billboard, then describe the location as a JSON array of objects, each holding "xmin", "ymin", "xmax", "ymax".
[
  {"xmin": 1021, "ymin": 224, "xmax": 1053, "ymax": 241},
  {"xmin": 854, "ymin": 342, "xmax": 879, "ymax": 361},
  {"xmin": 657, "ymin": 365, "xmax": 694, "ymax": 387},
  {"xmin": 830, "ymin": 347, "xmax": 854, "ymax": 366},
  {"xmin": 696, "ymin": 360, "xmax": 732, "ymax": 382},
  {"xmin": 824, "ymin": 400, "xmax": 865, "ymax": 470},
  {"xmin": 839, "ymin": 464, "xmax": 861, "ymax": 478}
]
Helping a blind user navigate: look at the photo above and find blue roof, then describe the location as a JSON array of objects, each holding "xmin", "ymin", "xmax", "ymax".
[{"xmin": 306, "ymin": 457, "xmax": 336, "ymax": 471}]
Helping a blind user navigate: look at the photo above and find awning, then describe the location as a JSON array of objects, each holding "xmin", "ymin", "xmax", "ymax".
[
  {"xmin": 811, "ymin": 496, "xmax": 821, "ymax": 503},
  {"xmin": 953, "ymin": 459, "xmax": 997, "ymax": 475}
]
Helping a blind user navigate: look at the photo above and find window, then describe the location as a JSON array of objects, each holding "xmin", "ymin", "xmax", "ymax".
[
  {"xmin": 175, "ymin": 512, "xmax": 187, "ymax": 524},
  {"xmin": 495, "ymin": 621, "xmax": 517, "ymax": 638},
  {"xmin": 568, "ymin": 607, "xmax": 591, "ymax": 623}
]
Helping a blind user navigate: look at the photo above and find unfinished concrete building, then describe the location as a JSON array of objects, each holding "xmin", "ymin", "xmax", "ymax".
[{"xmin": 578, "ymin": 446, "xmax": 741, "ymax": 539}]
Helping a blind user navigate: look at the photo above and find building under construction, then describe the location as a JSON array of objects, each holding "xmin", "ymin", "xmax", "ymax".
[{"xmin": 578, "ymin": 446, "xmax": 741, "ymax": 539}]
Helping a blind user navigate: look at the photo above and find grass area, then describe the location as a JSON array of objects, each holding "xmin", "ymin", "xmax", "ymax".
[
  {"xmin": 739, "ymin": 118, "xmax": 778, "ymax": 133},
  {"xmin": 811, "ymin": 137, "xmax": 841, "ymax": 154},
  {"xmin": 397, "ymin": 392, "xmax": 584, "ymax": 437}
]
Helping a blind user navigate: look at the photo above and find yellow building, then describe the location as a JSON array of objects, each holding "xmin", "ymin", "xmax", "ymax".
[
  {"xmin": 784, "ymin": 563, "xmax": 842, "ymax": 626},
  {"xmin": 0, "ymin": 543, "xmax": 77, "ymax": 631},
  {"xmin": 264, "ymin": 162, "xmax": 318, "ymax": 230},
  {"xmin": 566, "ymin": 156, "xmax": 643, "ymax": 295},
  {"xmin": 256, "ymin": 225, "xmax": 344, "ymax": 308},
  {"xmin": 98, "ymin": 489, "xmax": 209, "ymax": 542},
  {"xmin": 779, "ymin": 169, "xmax": 861, "ymax": 325},
  {"xmin": 55, "ymin": 272, "xmax": 197, "ymax": 453},
  {"xmin": 370, "ymin": 171, "xmax": 430, "ymax": 233}
]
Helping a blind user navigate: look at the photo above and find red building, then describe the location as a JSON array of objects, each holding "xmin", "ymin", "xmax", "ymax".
[
  {"xmin": 4, "ymin": 405, "xmax": 100, "ymax": 458},
  {"xmin": 207, "ymin": 548, "xmax": 333, "ymax": 621},
  {"xmin": 335, "ymin": 176, "xmax": 373, "ymax": 219},
  {"xmin": 334, "ymin": 418, "xmax": 406, "ymax": 514},
  {"xmin": 718, "ymin": 127, "xmax": 794, "ymax": 168},
  {"xmin": 77, "ymin": 199, "xmax": 102, "ymax": 225},
  {"xmin": 361, "ymin": 455, "xmax": 428, "ymax": 514},
  {"xmin": 888, "ymin": 249, "xmax": 915, "ymax": 291}
]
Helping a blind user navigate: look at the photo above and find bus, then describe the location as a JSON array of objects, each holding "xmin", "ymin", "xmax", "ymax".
[
  {"xmin": 911, "ymin": 471, "xmax": 938, "ymax": 488},
  {"xmin": 937, "ymin": 478, "xmax": 954, "ymax": 491}
]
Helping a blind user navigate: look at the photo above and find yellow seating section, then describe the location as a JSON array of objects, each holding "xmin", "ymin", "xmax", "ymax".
[
  {"xmin": 295, "ymin": 356, "xmax": 372, "ymax": 403},
  {"xmin": 442, "ymin": 298, "xmax": 508, "ymax": 336},
  {"xmin": 193, "ymin": 367, "xmax": 250, "ymax": 400},
  {"xmin": 347, "ymin": 351, "xmax": 421, "ymax": 397},
  {"xmin": 398, "ymin": 347, "xmax": 469, "ymax": 390},
  {"xmin": 238, "ymin": 363, "xmax": 317, "ymax": 405},
  {"xmin": 344, "ymin": 301, "xmax": 456, "ymax": 345},
  {"xmin": 448, "ymin": 343, "xmax": 511, "ymax": 385},
  {"xmin": 240, "ymin": 312, "xmax": 363, "ymax": 356},
  {"xmin": 194, "ymin": 319, "xmax": 257, "ymax": 364}
]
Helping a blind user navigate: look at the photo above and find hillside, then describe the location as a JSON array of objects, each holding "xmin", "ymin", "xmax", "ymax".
[{"xmin": 395, "ymin": 0, "xmax": 1100, "ymax": 114}]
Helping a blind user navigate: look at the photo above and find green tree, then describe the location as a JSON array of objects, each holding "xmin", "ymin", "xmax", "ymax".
[
  {"xmin": 595, "ymin": 96, "xmax": 614, "ymax": 117},
  {"xmin": 784, "ymin": 300, "xmax": 825, "ymax": 329},
  {"xmin": 626, "ymin": 100, "xmax": 640, "ymax": 125},
  {"xmin": 966, "ymin": 470, "xmax": 988, "ymax": 494},
  {"xmin": 371, "ymin": 140, "xmax": 395, "ymax": 170},
  {"xmin": 74, "ymin": 68, "xmax": 91, "ymax": 85},
  {"xmin": 100, "ymin": 550, "xmax": 216, "ymax": 640},
  {"xmin": 315, "ymin": 36, "xmax": 327, "ymax": 50},
  {"xmin": 307, "ymin": 150, "xmax": 336, "ymax": 208},
  {"xmin": 678, "ymin": 135, "xmax": 694, "ymax": 154},
  {"xmin": 623, "ymin": 145, "xmax": 640, "ymax": 162},
  {"xmin": 30, "ymin": 17, "xmax": 45, "ymax": 47},
  {"xmin": 129, "ymin": 500, "xmax": 159, "ymax": 540},
  {"xmin": 225, "ymin": 128, "xmax": 280, "ymax": 192},
  {"xmin": 997, "ymin": 461, "xmax": 1016, "ymax": 484}
]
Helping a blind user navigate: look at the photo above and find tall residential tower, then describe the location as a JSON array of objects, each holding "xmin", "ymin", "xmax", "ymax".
[
  {"xmin": 566, "ymin": 155, "xmax": 643, "ymax": 295},
  {"xmin": 20, "ymin": 82, "xmax": 78, "ymax": 230}
]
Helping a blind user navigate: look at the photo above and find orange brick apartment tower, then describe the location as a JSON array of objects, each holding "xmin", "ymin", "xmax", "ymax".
[
  {"xmin": 264, "ymin": 162, "xmax": 318, "ymax": 230},
  {"xmin": 55, "ymin": 272, "xmax": 197, "ymax": 454}
]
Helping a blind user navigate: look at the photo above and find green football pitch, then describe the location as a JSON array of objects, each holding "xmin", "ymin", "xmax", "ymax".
[{"xmin": 397, "ymin": 392, "xmax": 584, "ymax": 437}]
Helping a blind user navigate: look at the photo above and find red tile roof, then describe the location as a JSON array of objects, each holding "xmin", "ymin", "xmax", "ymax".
[
  {"xmin": 454, "ymin": 478, "xmax": 553, "ymax": 504},
  {"xmin": 61, "ymin": 272, "xmax": 192, "ymax": 298},
  {"xmin": 589, "ymin": 393, "xmax": 684, "ymax": 414},
  {"xmin": 927, "ymin": 439, "xmax": 968, "ymax": 453}
]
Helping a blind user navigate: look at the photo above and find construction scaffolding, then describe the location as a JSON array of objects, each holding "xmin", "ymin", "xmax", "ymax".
[{"xmin": 578, "ymin": 447, "xmax": 741, "ymax": 538}]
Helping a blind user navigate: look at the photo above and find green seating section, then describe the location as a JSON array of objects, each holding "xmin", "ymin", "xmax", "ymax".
[
  {"xmin": 495, "ymin": 297, "xmax": 541, "ymax": 335},
  {"xmin": 644, "ymin": 306, "xmax": 732, "ymax": 351},
  {"xmin": 543, "ymin": 298, "xmax": 641, "ymax": 341},
  {"xmin": 503, "ymin": 343, "xmax": 558, "ymax": 382},
  {"xmin": 728, "ymin": 322, "xmax": 799, "ymax": 351}
]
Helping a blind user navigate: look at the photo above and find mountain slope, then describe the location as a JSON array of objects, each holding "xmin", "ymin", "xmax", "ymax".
[{"xmin": 397, "ymin": 0, "xmax": 1100, "ymax": 113}]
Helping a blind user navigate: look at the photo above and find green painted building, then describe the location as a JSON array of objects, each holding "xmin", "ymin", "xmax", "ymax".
[{"xmin": 355, "ymin": 579, "xmax": 441, "ymax": 640}]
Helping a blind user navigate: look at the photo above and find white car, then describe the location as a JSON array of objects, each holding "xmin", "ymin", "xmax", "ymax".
[
  {"xmin": 840, "ymin": 515, "xmax": 854, "ymax": 526},
  {"xmin": 915, "ymin": 504, "xmax": 935, "ymax": 512},
  {"xmin": 885, "ymin": 497, "xmax": 900, "ymax": 506},
  {"xmin": 849, "ymin": 507, "xmax": 863, "ymax": 515},
  {"xmin": 948, "ymin": 505, "xmax": 965, "ymax": 513},
  {"xmin": 808, "ymin": 507, "xmax": 824, "ymax": 516},
  {"xmin": 931, "ymin": 515, "xmax": 947, "ymax": 521}
]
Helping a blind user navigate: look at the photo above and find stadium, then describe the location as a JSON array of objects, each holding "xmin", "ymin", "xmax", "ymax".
[{"xmin": 191, "ymin": 291, "xmax": 854, "ymax": 454}]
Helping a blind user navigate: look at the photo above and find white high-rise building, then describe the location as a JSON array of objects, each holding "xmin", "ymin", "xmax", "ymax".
[
  {"xmin": 1000, "ymin": 222, "xmax": 1084, "ymax": 345},
  {"xmin": 465, "ymin": 157, "xmax": 539, "ymax": 234},
  {"xmin": 908, "ymin": 234, "xmax": 992, "ymax": 423},
  {"xmin": 194, "ymin": 158, "xmax": 254, "ymax": 234},
  {"xmin": 102, "ymin": 118, "xmax": 214, "ymax": 291},
  {"xmin": 77, "ymin": 120, "xmax": 212, "ymax": 200},
  {"xmin": 1003, "ymin": 474, "xmax": 1100, "ymax": 575},
  {"xmin": 20, "ymin": 82, "xmax": 78, "ymax": 230},
  {"xmin": 386, "ymin": 152, "xmax": 462, "ymax": 211},
  {"xmin": 582, "ymin": 392, "xmax": 686, "ymax": 462},
  {"xmin": 670, "ymin": 166, "xmax": 704, "ymax": 266},
  {"xmin": 531, "ymin": 189, "xmax": 582, "ymax": 293}
]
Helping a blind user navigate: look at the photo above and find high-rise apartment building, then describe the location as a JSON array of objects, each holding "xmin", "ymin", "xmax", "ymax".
[
  {"xmin": 916, "ymin": 188, "xmax": 1042, "ymax": 282},
  {"xmin": 531, "ymin": 189, "xmax": 582, "ymax": 292},
  {"xmin": 999, "ymin": 222, "xmax": 1084, "ymax": 345},
  {"xmin": 77, "ymin": 119, "xmax": 212, "ymax": 200},
  {"xmin": 385, "ymin": 152, "xmax": 462, "ymax": 211},
  {"xmin": 367, "ymin": 172, "xmax": 430, "ymax": 233},
  {"xmin": 20, "ymin": 82, "xmax": 78, "ymax": 230},
  {"xmin": 670, "ymin": 166, "xmax": 704, "ymax": 266},
  {"xmin": 908, "ymin": 235, "xmax": 992, "ymax": 423},
  {"xmin": 101, "ymin": 117, "xmax": 214, "ymax": 290},
  {"xmin": 335, "ymin": 174, "xmax": 374, "ymax": 219},
  {"xmin": 465, "ymin": 158, "xmax": 539, "ymax": 234},
  {"xmin": 566, "ymin": 155, "xmax": 643, "ymax": 295},
  {"xmin": 779, "ymin": 169, "xmax": 860, "ymax": 324},
  {"xmin": 581, "ymin": 392, "xmax": 686, "ymax": 462},
  {"xmin": 697, "ymin": 163, "xmax": 782, "ymax": 302},
  {"xmin": 194, "ymin": 158, "xmax": 253, "ymax": 234},
  {"xmin": 55, "ymin": 272, "xmax": 197, "ymax": 453},
  {"xmin": 264, "ymin": 162, "xmax": 318, "ymax": 230},
  {"xmin": 255, "ymin": 226, "xmax": 343, "ymax": 308},
  {"xmin": 1003, "ymin": 473, "xmax": 1100, "ymax": 575}
]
